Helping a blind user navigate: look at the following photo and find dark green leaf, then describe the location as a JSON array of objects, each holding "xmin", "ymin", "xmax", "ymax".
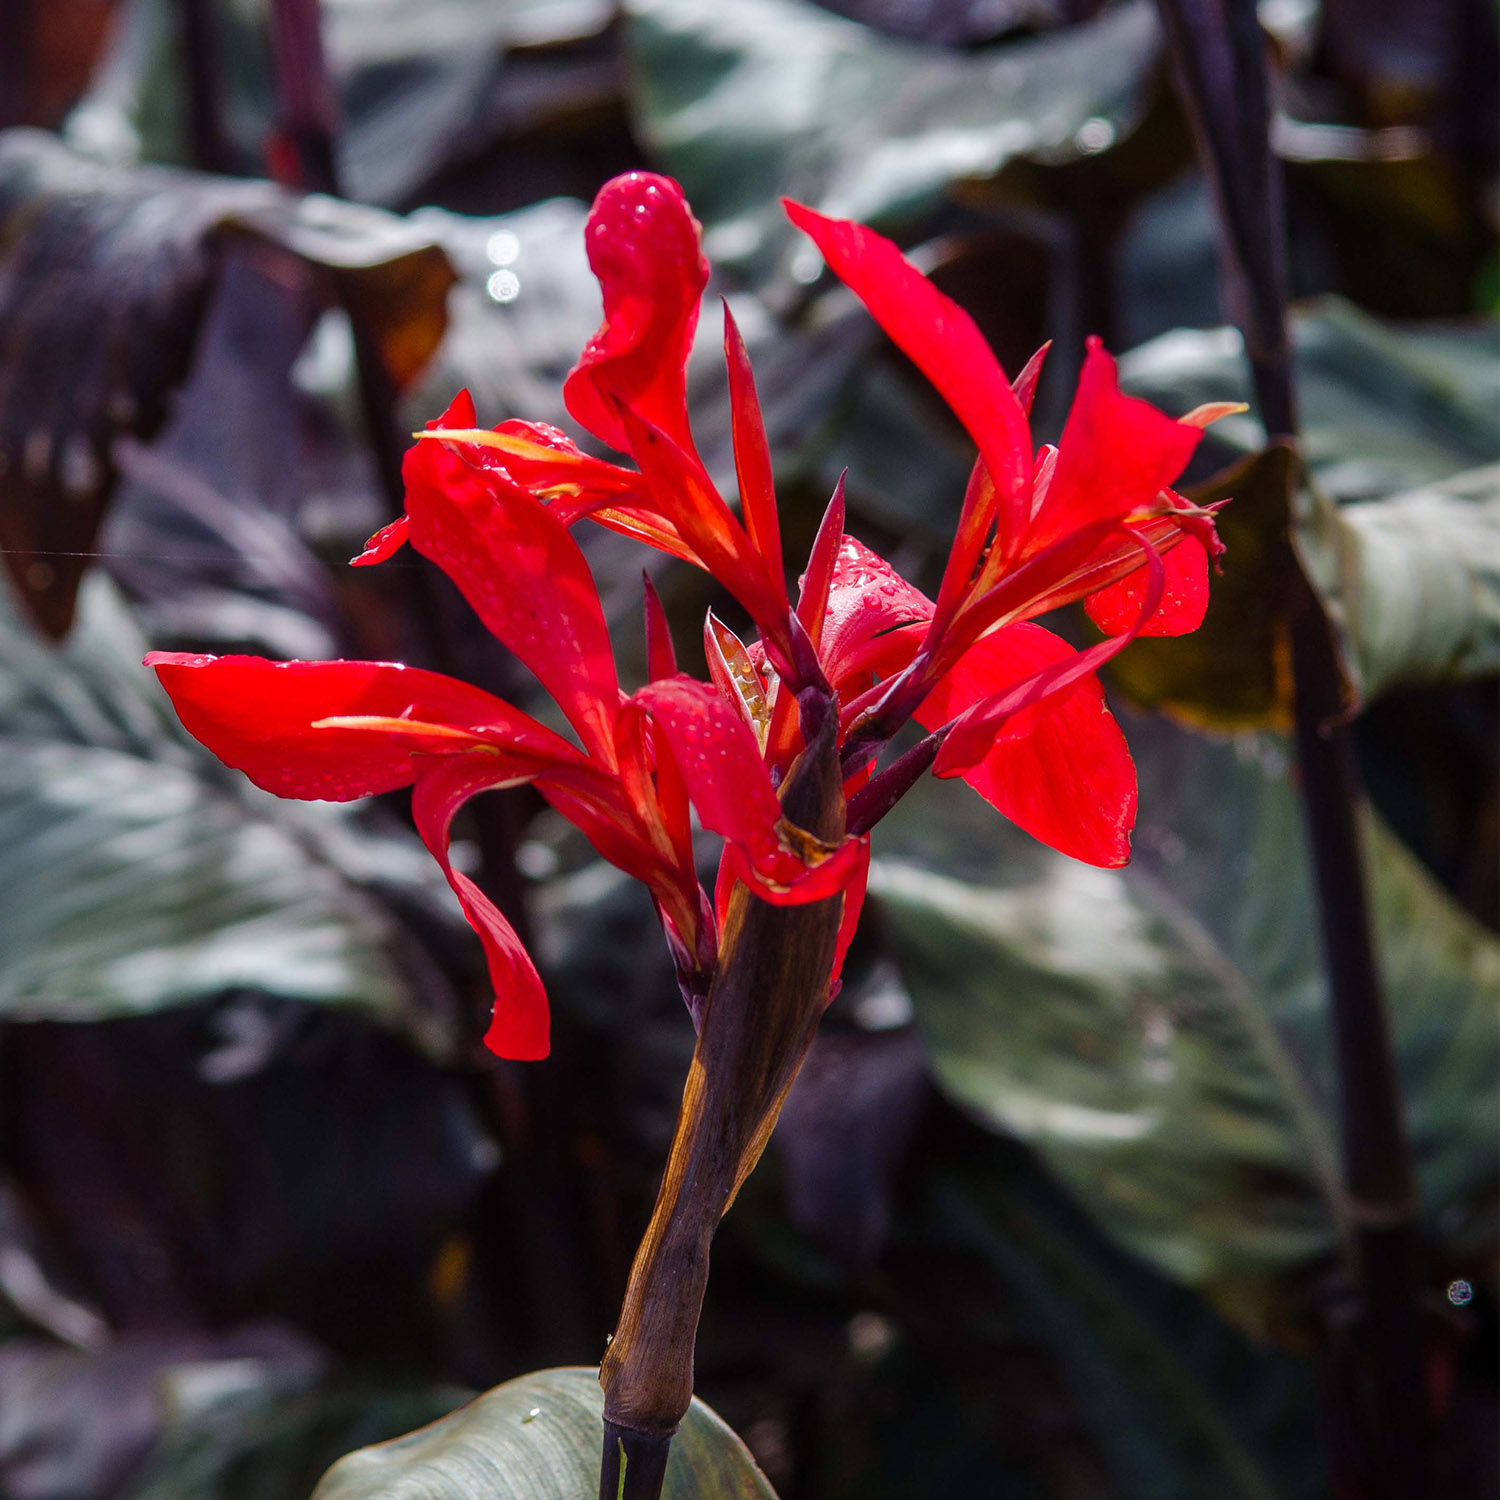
[
  {"xmin": 1298, "ymin": 462, "xmax": 1500, "ymax": 705},
  {"xmin": 0, "ymin": 570, "xmax": 441, "ymax": 1032},
  {"xmin": 1119, "ymin": 298, "xmax": 1500, "ymax": 500},
  {"xmin": 1110, "ymin": 302, "xmax": 1500, "ymax": 721},
  {"xmin": 625, "ymin": 0, "xmax": 1161, "ymax": 279},
  {"xmin": 311, "ymin": 1366, "xmax": 778, "ymax": 1499},
  {"xmin": 872, "ymin": 717, "xmax": 1499, "ymax": 1334}
]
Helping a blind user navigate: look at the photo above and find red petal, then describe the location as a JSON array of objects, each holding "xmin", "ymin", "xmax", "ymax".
[
  {"xmin": 1011, "ymin": 343, "xmax": 1049, "ymax": 416},
  {"xmin": 633, "ymin": 676, "xmax": 856, "ymax": 900},
  {"xmin": 642, "ymin": 573, "xmax": 678, "ymax": 681},
  {"xmin": 783, "ymin": 201, "xmax": 1033, "ymax": 552},
  {"xmin": 1029, "ymin": 340, "xmax": 1201, "ymax": 553},
  {"xmin": 352, "ymin": 516, "xmax": 409, "ymax": 567},
  {"xmin": 723, "ymin": 301, "xmax": 782, "ymax": 576},
  {"xmin": 796, "ymin": 477, "xmax": 847, "ymax": 653},
  {"xmin": 631, "ymin": 676, "xmax": 785, "ymax": 857},
  {"xmin": 617, "ymin": 405, "xmax": 789, "ymax": 647},
  {"xmin": 1086, "ymin": 532, "xmax": 1208, "ymax": 638},
  {"xmin": 145, "ymin": 652, "xmax": 579, "ymax": 800},
  {"xmin": 822, "ymin": 535, "xmax": 932, "ymax": 686},
  {"xmin": 412, "ymin": 759, "xmax": 549, "ymax": 1060},
  {"xmin": 719, "ymin": 833, "xmax": 869, "ymax": 907},
  {"xmin": 917, "ymin": 624, "xmax": 1137, "ymax": 867},
  {"xmin": 402, "ymin": 430, "xmax": 622, "ymax": 764},
  {"xmin": 564, "ymin": 172, "xmax": 709, "ymax": 454},
  {"xmin": 827, "ymin": 842, "xmax": 869, "ymax": 1001}
]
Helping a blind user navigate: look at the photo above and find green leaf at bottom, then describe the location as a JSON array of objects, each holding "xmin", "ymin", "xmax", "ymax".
[{"xmin": 311, "ymin": 1367, "xmax": 777, "ymax": 1500}]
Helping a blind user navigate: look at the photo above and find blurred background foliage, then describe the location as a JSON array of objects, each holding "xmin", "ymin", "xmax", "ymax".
[{"xmin": 0, "ymin": 0, "xmax": 1495, "ymax": 1495}]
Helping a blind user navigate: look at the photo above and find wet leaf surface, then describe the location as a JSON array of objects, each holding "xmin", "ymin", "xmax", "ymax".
[
  {"xmin": 0, "ymin": 568, "xmax": 456, "ymax": 1033},
  {"xmin": 872, "ymin": 715, "xmax": 1499, "ymax": 1336}
]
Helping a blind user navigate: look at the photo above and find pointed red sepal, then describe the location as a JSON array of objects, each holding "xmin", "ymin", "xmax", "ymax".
[
  {"xmin": 643, "ymin": 573, "xmax": 679, "ymax": 681},
  {"xmin": 826, "ymin": 842, "xmax": 869, "ymax": 1001},
  {"xmin": 144, "ymin": 652, "xmax": 583, "ymax": 800},
  {"xmin": 412, "ymin": 758, "xmax": 550, "ymax": 1060},
  {"xmin": 401, "ymin": 422, "xmax": 622, "ymax": 765},
  {"xmin": 935, "ymin": 536, "xmax": 1165, "ymax": 781},
  {"xmin": 796, "ymin": 474, "xmax": 847, "ymax": 655},
  {"xmin": 783, "ymin": 200, "xmax": 1033, "ymax": 553},
  {"xmin": 353, "ymin": 516, "xmax": 410, "ymax": 567},
  {"xmin": 1011, "ymin": 342, "xmax": 1050, "ymax": 416},
  {"xmin": 723, "ymin": 299, "xmax": 782, "ymax": 576},
  {"xmin": 564, "ymin": 172, "xmax": 709, "ymax": 454},
  {"xmin": 1028, "ymin": 340, "xmax": 1201, "ymax": 553},
  {"xmin": 916, "ymin": 624, "xmax": 1137, "ymax": 868},
  {"xmin": 1086, "ymin": 531, "xmax": 1209, "ymax": 638}
]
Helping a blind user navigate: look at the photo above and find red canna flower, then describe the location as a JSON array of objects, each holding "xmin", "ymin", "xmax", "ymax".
[
  {"xmin": 146, "ymin": 413, "xmax": 857, "ymax": 1060},
  {"xmin": 145, "ymin": 170, "xmax": 1232, "ymax": 1063}
]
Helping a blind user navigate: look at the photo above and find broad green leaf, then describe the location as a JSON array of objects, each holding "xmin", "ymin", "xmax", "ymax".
[
  {"xmin": 1298, "ymin": 462, "xmax": 1500, "ymax": 705},
  {"xmin": 311, "ymin": 1367, "xmax": 778, "ymax": 1499},
  {"xmin": 872, "ymin": 718, "xmax": 1499, "ymax": 1334},
  {"xmin": 1119, "ymin": 299, "xmax": 1500, "ymax": 500},
  {"xmin": 0, "ymin": 129, "xmax": 453, "ymax": 635},
  {"xmin": 0, "ymin": 571, "xmax": 434, "ymax": 1031},
  {"xmin": 926, "ymin": 1167, "xmax": 1311, "ymax": 1500},
  {"xmin": 625, "ymin": 0, "xmax": 1160, "ymax": 277}
]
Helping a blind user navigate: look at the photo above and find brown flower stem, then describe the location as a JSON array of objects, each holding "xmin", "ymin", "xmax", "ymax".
[
  {"xmin": 598, "ymin": 1424, "xmax": 672, "ymax": 1500},
  {"xmin": 1153, "ymin": 1, "xmax": 1427, "ymax": 1494},
  {"xmin": 597, "ymin": 704, "xmax": 847, "ymax": 1498}
]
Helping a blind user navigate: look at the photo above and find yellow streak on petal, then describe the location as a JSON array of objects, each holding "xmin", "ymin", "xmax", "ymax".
[{"xmin": 1178, "ymin": 401, "xmax": 1249, "ymax": 429}]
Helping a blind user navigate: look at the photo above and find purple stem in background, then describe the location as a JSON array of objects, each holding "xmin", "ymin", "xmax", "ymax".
[
  {"xmin": 1153, "ymin": 3, "xmax": 1426, "ymax": 1495},
  {"xmin": 175, "ymin": 0, "xmax": 233, "ymax": 173}
]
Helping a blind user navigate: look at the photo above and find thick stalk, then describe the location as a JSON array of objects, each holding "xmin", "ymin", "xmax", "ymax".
[
  {"xmin": 1153, "ymin": 2, "xmax": 1426, "ymax": 1494},
  {"xmin": 597, "ymin": 710, "xmax": 847, "ymax": 1499}
]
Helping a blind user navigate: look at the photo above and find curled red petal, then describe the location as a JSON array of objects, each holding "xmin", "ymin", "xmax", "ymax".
[
  {"xmin": 402, "ymin": 428, "xmax": 622, "ymax": 764},
  {"xmin": 1086, "ymin": 532, "xmax": 1209, "ymax": 638},
  {"xmin": 412, "ymin": 758, "xmax": 550, "ymax": 1060},
  {"xmin": 1029, "ymin": 340, "xmax": 1201, "ymax": 553},
  {"xmin": 564, "ymin": 172, "xmax": 709, "ymax": 454},
  {"xmin": 144, "ymin": 652, "xmax": 579, "ymax": 800},
  {"xmin": 783, "ymin": 200, "xmax": 1032, "ymax": 554},
  {"xmin": 916, "ymin": 624, "xmax": 1136, "ymax": 868}
]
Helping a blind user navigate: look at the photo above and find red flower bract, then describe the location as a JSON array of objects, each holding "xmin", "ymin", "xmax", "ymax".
[{"xmin": 146, "ymin": 171, "xmax": 1230, "ymax": 1061}]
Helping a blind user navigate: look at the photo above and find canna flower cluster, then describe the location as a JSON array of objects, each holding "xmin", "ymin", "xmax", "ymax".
[{"xmin": 148, "ymin": 173, "xmax": 1229, "ymax": 1061}]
